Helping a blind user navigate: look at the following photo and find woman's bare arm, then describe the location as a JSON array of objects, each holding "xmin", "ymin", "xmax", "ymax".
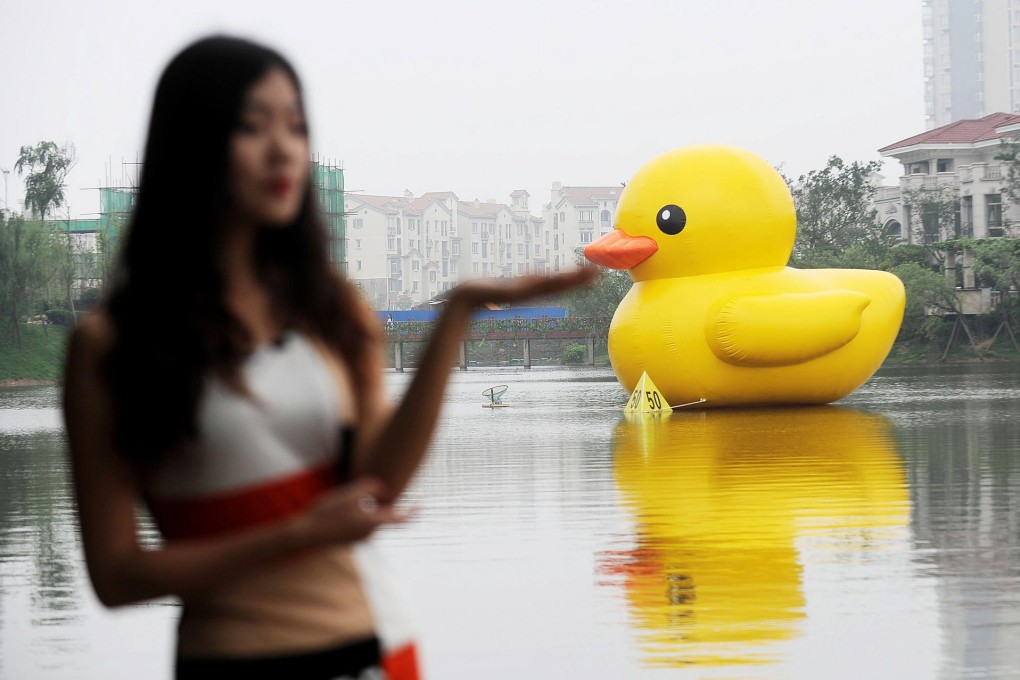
[
  {"xmin": 351, "ymin": 268, "xmax": 597, "ymax": 502},
  {"xmin": 64, "ymin": 314, "xmax": 404, "ymax": 608}
]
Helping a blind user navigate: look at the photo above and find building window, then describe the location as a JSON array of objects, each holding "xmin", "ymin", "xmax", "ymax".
[
  {"xmin": 356, "ymin": 260, "xmax": 362, "ymax": 271},
  {"xmin": 413, "ymin": 282, "xmax": 419, "ymax": 292},
  {"xmin": 936, "ymin": 159, "xmax": 952, "ymax": 173},
  {"xmin": 390, "ymin": 260, "xmax": 400, "ymax": 275},
  {"xmin": 578, "ymin": 210, "xmax": 593, "ymax": 222},
  {"xmin": 452, "ymin": 242, "xmax": 460, "ymax": 255},
  {"xmin": 387, "ymin": 238, "xmax": 395, "ymax": 251},
  {"xmin": 353, "ymin": 218, "xmax": 364, "ymax": 229},
  {"xmin": 600, "ymin": 210, "xmax": 611, "ymax": 227},
  {"xmin": 518, "ymin": 263, "xmax": 525, "ymax": 274},
  {"xmin": 412, "ymin": 261, "xmax": 420, "ymax": 272},
  {"xmin": 961, "ymin": 195, "xmax": 973, "ymax": 237},
  {"xmin": 355, "ymin": 239, "xmax": 362, "ymax": 249},
  {"xmin": 986, "ymin": 193, "xmax": 1004, "ymax": 235},
  {"xmin": 518, "ymin": 244, "xmax": 525, "ymax": 255},
  {"xmin": 908, "ymin": 161, "xmax": 930, "ymax": 175},
  {"xmin": 472, "ymin": 222, "xmax": 478, "ymax": 234},
  {"xmin": 473, "ymin": 262, "xmax": 480, "ymax": 273},
  {"xmin": 472, "ymin": 242, "xmax": 479, "ymax": 254},
  {"xmin": 429, "ymin": 271, "xmax": 437, "ymax": 282},
  {"xmin": 580, "ymin": 231, "xmax": 593, "ymax": 244}
]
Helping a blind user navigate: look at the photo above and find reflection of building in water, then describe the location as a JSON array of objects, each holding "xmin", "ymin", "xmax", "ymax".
[
  {"xmin": 602, "ymin": 407, "xmax": 909, "ymax": 669},
  {"xmin": 902, "ymin": 406, "xmax": 1020, "ymax": 678}
]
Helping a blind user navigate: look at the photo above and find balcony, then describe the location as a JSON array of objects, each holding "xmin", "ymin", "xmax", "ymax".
[
  {"xmin": 983, "ymin": 165, "xmax": 1003, "ymax": 181},
  {"xmin": 901, "ymin": 174, "xmax": 958, "ymax": 191}
]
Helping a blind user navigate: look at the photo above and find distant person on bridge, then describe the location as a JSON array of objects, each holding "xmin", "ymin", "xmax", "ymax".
[{"xmin": 62, "ymin": 35, "xmax": 595, "ymax": 680}]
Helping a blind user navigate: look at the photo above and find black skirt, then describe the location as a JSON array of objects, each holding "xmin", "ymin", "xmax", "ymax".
[{"xmin": 175, "ymin": 636, "xmax": 382, "ymax": 680}]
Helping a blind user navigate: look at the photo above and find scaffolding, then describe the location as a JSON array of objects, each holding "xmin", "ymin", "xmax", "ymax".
[
  {"xmin": 311, "ymin": 156, "xmax": 347, "ymax": 273},
  {"xmin": 91, "ymin": 157, "xmax": 348, "ymax": 276}
]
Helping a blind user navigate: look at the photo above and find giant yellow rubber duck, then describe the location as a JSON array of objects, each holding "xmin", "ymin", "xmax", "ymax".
[
  {"xmin": 584, "ymin": 145, "xmax": 905, "ymax": 407},
  {"xmin": 601, "ymin": 407, "xmax": 909, "ymax": 668}
]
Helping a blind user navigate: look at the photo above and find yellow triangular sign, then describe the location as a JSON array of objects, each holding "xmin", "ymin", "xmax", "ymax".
[{"xmin": 624, "ymin": 371, "xmax": 671, "ymax": 414}]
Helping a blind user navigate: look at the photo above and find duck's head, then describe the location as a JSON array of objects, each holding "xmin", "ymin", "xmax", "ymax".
[{"xmin": 584, "ymin": 145, "xmax": 795, "ymax": 282}]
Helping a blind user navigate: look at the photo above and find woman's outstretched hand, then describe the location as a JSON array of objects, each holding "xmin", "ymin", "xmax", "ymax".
[
  {"xmin": 291, "ymin": 477, "xmax": 410, "ymax": 548},
  {"xmin": 448, "ymin": 266, "xmax": 598, "ymax": 309}
]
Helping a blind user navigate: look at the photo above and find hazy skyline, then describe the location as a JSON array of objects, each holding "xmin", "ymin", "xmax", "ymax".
[{"xmin": 2, "ymin": 0, "xmax": 924, "ymax": 219}]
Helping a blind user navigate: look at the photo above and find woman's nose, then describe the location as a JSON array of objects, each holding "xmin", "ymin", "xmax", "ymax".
[{"xmin": 268, "ymin": 124, "xmax": 301, "ymax": 161}]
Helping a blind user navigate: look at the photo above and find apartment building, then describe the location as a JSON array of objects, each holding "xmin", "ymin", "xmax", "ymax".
[
  {"xmin": 923, "ymin": 0, "xmax": 1020, "ymax": 128},
  {"xmin": 345, "ymin": 189, "xmax": 547, "ymax": 308},
  {"xmin": 542, "ymin": 183, "xmax": 623, "ymax": 272}
]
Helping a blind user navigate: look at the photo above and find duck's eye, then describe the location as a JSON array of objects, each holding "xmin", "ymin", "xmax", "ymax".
[{"xmin": 656, "ymin": 204, "xmax": 686, "ymax": 235}]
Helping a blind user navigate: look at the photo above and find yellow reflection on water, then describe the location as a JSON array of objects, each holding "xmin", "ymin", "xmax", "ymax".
[{"xmin": 601, "ymin": 406, "xmax": 909, "ymax": 669}]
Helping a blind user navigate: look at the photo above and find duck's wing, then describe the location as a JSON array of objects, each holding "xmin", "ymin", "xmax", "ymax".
[{"xmin": 707, "ymin": 290, "xmax": 871, "ymax": 366}]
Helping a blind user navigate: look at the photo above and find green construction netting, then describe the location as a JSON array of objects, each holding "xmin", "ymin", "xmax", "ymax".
[{"xmin": 311, "ymin": 161, "xmax": 347, "ymax": 271}]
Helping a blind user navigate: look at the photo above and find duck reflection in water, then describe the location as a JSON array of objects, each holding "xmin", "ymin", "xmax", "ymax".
[{"xmin": 600, "ymin": 406, "xmax": 909, "ymax": 668}]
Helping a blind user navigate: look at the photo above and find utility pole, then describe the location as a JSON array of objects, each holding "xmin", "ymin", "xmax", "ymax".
[{"xmin": 0, "ymin": 166, "xmax": 9, "ymax": 215}]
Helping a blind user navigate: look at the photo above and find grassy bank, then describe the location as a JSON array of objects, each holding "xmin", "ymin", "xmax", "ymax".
[
  {"xmin": 0, "ymin": 324, "xmax": 70, "ymax": 384},
  {"xmin": 885, "ymin": 335, "xmax": 1020, "ymax": 365}
]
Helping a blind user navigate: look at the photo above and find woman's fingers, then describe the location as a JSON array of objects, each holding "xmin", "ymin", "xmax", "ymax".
[
  {"xmin": 453, "ymin": 266, "xmax": 598, "ymax": 307},
  {"xmin": 296, "ymin": 477, "xmax": 410, "ymax": 547}
]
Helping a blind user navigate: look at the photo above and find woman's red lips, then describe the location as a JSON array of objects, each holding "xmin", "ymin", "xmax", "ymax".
[{"xmin": 268, "ymin": 178, "xmax": 294, "ymax": 197}]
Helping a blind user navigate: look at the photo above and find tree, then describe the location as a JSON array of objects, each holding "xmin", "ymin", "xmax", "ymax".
[
  {"xmin": 0, "ymin": 211, "xmax": 64, "ymax": 347},
  {"xmin": 563, "ymin": 256, "xmax": 631, "ymax": 333},
  {"xmin": 889, "ymin": 262, "xmax": 960, "ymax": 342},
  {"xmin": 901, "ymin": 184, "xmax": 960, "ymax": 259},
  {"xmin": 788, "ymin": 156, "xmax": 890, "ymax": 267},
  {"xmin": 994, "ymin": 138, "xmax": 1020, "ymax": 211},
  {"xmin": 14, "ymin": 141, "xmax": 76, "ymax": 221}
]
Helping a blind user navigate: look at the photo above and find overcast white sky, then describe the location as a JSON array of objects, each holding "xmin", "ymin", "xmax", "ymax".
[{"xmin": 1, "ymin": 0, "xmax": 924, "ymax": 219}]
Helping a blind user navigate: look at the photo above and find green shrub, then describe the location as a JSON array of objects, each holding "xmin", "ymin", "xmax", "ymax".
[
  {"xmin": 563, "ymin": 343, "xmax": 587, "ymax": 364},
  {"xmin": 44, "ymin": 309, "xmax": 75, "ymax": 327}
]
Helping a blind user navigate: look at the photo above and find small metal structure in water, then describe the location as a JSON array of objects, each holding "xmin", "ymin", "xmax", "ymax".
[{"xmin": 482, "ymin": 385, "xmax": 510, "ymax": 408}]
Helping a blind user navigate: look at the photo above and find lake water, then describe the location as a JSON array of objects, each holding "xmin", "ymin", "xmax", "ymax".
[{"xmin": 0, "ymin": 363, "xmax": 1018, "ymax": 679}]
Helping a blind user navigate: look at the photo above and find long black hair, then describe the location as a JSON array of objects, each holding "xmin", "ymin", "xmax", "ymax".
[{"xmin": 104, "ymin": 35, "xmax": 379, "ymax": 468}]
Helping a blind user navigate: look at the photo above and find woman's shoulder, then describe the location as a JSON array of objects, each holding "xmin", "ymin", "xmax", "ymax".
[{"xmin": 68, "ymin": 310, "xmax": 116, "ymax": 364}]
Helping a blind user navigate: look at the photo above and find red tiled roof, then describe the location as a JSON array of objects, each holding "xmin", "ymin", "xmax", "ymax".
[
  {"xmin": 560, "ymin": 186, "xmax": 623, "ymax": 205},
  {"xmin": 458, "ymin": 201, "xmax": 510, "ymax": 218},
  {"xmin": 419, "ymin": 191, "xmax": 459, "ymax": 201},
  {"xmin": 879, "ymin": 112, "xmax": 1020, "ymax": 152},
  {"xmin": 350, "ymin": 194, "xmax": 406, "ymax": 211}
]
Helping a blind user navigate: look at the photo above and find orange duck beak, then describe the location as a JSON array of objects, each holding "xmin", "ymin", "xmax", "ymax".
[{"xmin": 583, "ymin": 229, "xmax": 658, "ymax": 270}]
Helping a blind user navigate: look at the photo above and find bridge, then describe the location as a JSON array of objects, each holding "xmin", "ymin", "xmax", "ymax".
[{"xmin": 383, "ymin": 317, "xmax": 610, "ymax": 370}]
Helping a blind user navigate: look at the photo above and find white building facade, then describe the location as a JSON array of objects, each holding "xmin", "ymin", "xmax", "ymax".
[
  {"xmin": 875, "ymin": 113, "xmax": 1020, "ymax": 308},
  {"xmin": 345, "ymin": 189, "xmax": 554, "ymax": 308},
  {"xmin": 344, "ymin": 182, "xmax": 624, "ymax": 308},
  {"xmin": 542, "ymin": 183, "xmax": 623, "ymax": 272},
  {"xmin": 876, "ymin": 112, "xmax": 1020, "ymax": 243}
]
